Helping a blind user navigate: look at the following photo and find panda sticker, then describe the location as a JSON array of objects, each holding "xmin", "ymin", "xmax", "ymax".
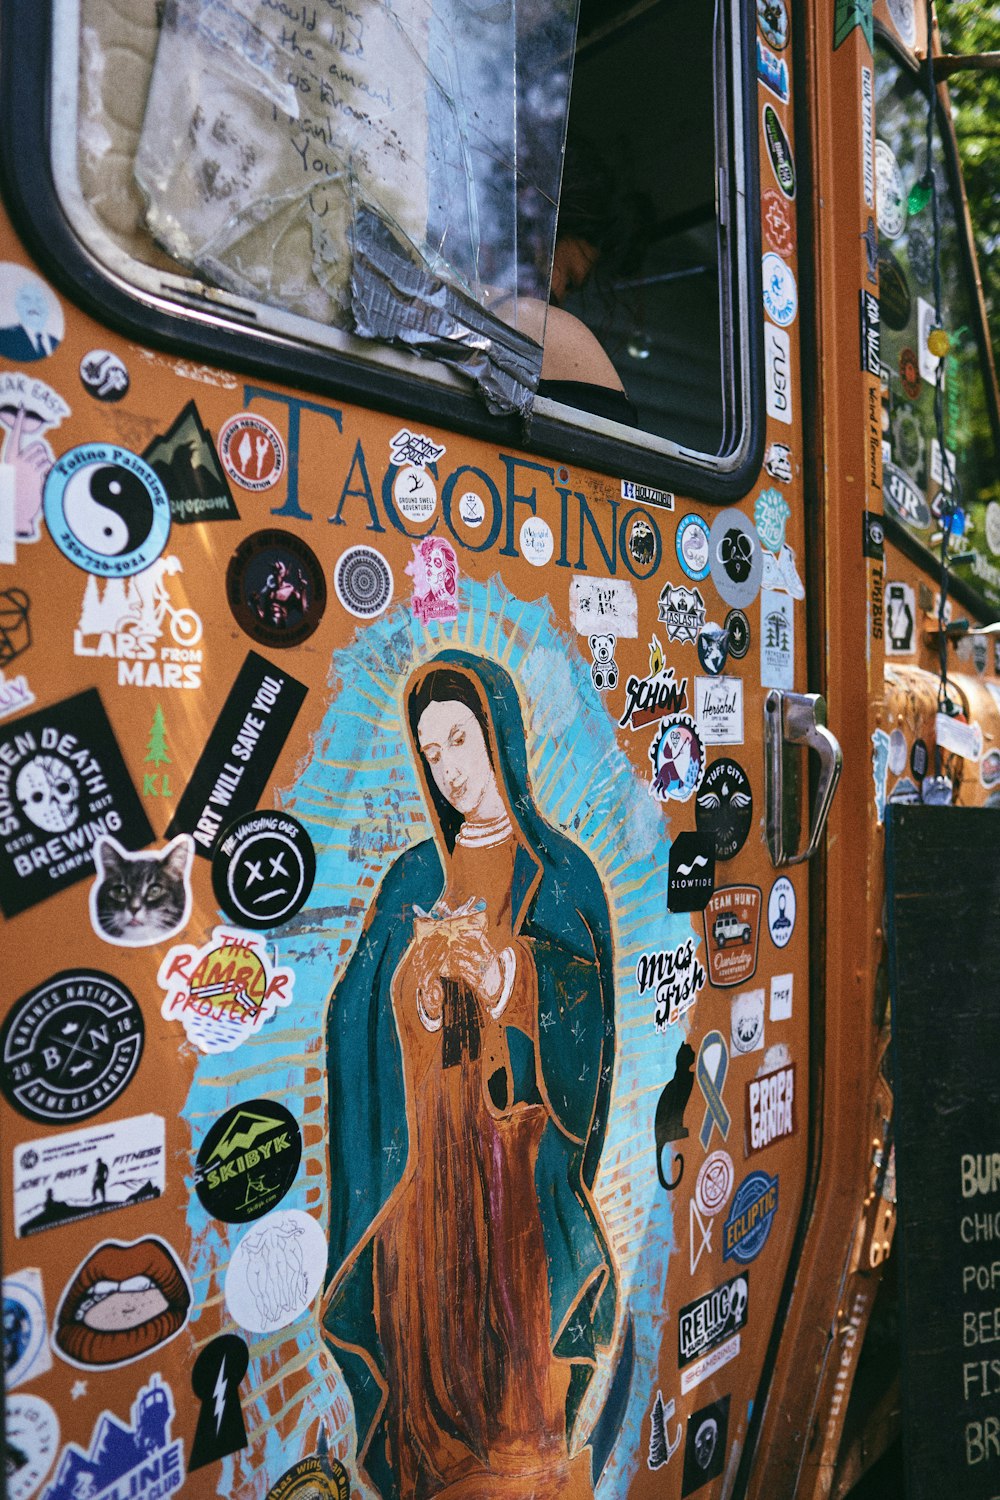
[{"xmin": 43, "ymin": 443, "xmax": 171, "ymax": 576}]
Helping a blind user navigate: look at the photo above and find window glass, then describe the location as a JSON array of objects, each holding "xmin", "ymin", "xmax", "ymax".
[{"xmin": 875, "ymin": 41, "xmax": 1000, "ymax": 610}]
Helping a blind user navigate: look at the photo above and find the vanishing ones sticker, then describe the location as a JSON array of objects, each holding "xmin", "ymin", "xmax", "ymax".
[{"xmin": 157, "ymin": 926, "xmax": 295, "ymax": 1053}]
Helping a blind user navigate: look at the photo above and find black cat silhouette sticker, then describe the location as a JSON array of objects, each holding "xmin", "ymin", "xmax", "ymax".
[{"xmin": 655, "ymin": 1042, "xmax": 695, "ymax": 1188}]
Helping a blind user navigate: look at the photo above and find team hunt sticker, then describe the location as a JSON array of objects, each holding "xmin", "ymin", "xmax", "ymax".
[
  {"xmin": 157, "ymin": 926, "xmax": 296, "ymax": 1054},
  {"xmin": 13, "ymin": 1112, "xmax": 164, "ymax": 1238},
  {"xmin": 0, "ymin": 971, "xmax": 144, "ymax": 1125},
  {"xmin": 52, "ymin": 1236, "xmax": 192, "ymax": 1370},
  {"xmin": 212, "ymin": 810, "xmax": 316, "ymax": 929},
  {"xmin": 195, "ymin": 1099, "xmax": 302, "ymax": 1223},
  {"xmin": 3, "ymin": 1268, "xmax": 53, "ymax": 1389},
  {"xmin": 167, "ymin": 651, "xmax": 307, "ymax": 859},
  {"xmin": 43, "ymin": 444, "xmax": 171, "ymax": 578},
  {"xmin": 702, "ymin": 885, "xmax": 762, "ymax": 988},
  {"xmin": 0, "ymin": 688, "xmax": 154, "ymax": 917},
  {"xmin": 226, "ymin": 529, "xmax": 326, "ymax": 648},
  {"xmin": 224, "ymin": 1208, "xmax": 327, "ymax": 1334},
  {"xmin": 40, "ymin": 1376, "xmax": 183, "ymax": 1500}
]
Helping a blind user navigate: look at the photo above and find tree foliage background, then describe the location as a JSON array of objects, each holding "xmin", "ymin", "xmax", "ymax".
[{"xmin": 936, "ymin": 2, "xmax": 1000, "ymax": 378}]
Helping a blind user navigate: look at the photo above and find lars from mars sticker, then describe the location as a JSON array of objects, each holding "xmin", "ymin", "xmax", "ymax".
[{"xmin": 156, "ymin": 926, "xmax": 295, "ymax": 1054}]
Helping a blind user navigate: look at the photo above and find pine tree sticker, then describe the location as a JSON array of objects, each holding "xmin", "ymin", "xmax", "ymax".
[
  {"xmin": 648, "ymin": 1390, "xmax": 668, "ymax": 1470},
  {"xmin": 145, "ymin": 705, "xmax": 171, "ymax": 767}
]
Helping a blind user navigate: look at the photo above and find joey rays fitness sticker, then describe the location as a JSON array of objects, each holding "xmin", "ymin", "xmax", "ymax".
[
  {"xmin": 42, "ymin": 443, "xmax": 171, "ymax": 577},
  {"xmin": 195, "ymin": 1099, "xmax": 302, "ymax": 1223}
]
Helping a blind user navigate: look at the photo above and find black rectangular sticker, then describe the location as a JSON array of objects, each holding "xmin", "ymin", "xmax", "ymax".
[
  {"xmin": 0, "ymin": 689, "xmax": 153, "ymax": 918},
  {"xmin": 860, "ymin": 288, "xmax": 881, "ymax": 377},
  {"xmin": 167, "ymin": 651, "xmax": 307, "ymax": 857}
]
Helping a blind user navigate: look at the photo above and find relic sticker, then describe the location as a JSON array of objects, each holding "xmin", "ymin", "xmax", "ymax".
[
  {"xmin": 407, "ymin": 536, "xmax": 459, "ymax": 624},
  {"xmin": 6, "ymin": 1393, "xmax": 59, "ymax": 1500},
  {"xmin": 212, "ymin": 810, "xmax": 316, "ymax": 929},
  {"xmin": 13, "ymin": 1113, "xmax": 164, "ymax": 1238},
  {"xmin": 770, "ymin": 972, "xmax": 793, "ymax": 1021},
  {"xmin": 0, "ymin": 970, "xmax": 144, "ymax": 1125},
  {"xmin": 0, "ymin": 687, "xmax": 154, "ymax": 917},
  {"xmin": 79, "ymin": 350, "xmax": 129, "ymax": 403},
  {"xmin": 682, "ymin": 1396, "xmax": 729, "ymax": 1495},
  {"xmin": 886, "ymin": 580, "xmax": 915, "ymax": 654},
  {"xmin": 224, "ymin": 1208, "xmax": 327, "ymax": 1334},
  {"xmin": 619, "ymin": 638, "xmax": 687, "ymax": 729},
  {"xmin": 637, "ymin": 938, "xmax": 706, "ymax": 1031},
  {"xmin": 760, "ymin": 588, "xmax": 794, "ymax": 689},
  {"xmin": 754, "ymin": 488, "xmax": 790, "ymax": 553},
  {"xmin": 267, "ymin": 1445, "xmax": 351, "ymax": 1500},
  {"xmin": 768, "ymin": 874, "xmax": 796, "ymax": 947},
  {"xmin": 731, "ymin": 988, "xmax": 765, "ymax": 1055},
  {"xmin": 649, "ymin": 715, "xmax": 706, "ymax": 803},
  {"xmin": 0, "ymin": 264, "xmax": 63, "ymax": 361},
  {"xmin": 709, "ymin": 509, "xmax": 763, "ymax": 609},
  {"xmin": 74, "ymin": 557, "xmax": 205, "ymax": 691},
  {"xmin": 679, "ymin": 1273, "xmax": 748, "ymax": 1392},
  {"xmin": 88, "ymin": 834, "xmax": 193, "ymax": 947},
  {"xmin": 695, "ymin": 757, "xmax": 753, "ymax": 860},
  {"xmin": 52, "ymin": 1236, "xmax": 192, "ymax": 1369},
  {"xmin": 144, "ymin": 401, "xmax": 239, "ymax": 525},
  {"xmin": 157, "ymin": 925, "xmax": 296, "ymax": 1054},
  {"xmin": 0, "ymin": 374, "xmax": 69, "ymax": 544},
  {"xmin": 227, "ymin": 529, "xmax": 326, "ymax": 647},
  {"xmin": 166, "ymin": 651, "xmax": 308, "ymax": 858},
  {"xmin": 667, "ymin": 832, "xmax": 716, "ymax": 912},
  {"xmin": 658, "ymin": 582, "xmax": 707, "ymax": 643},
  {"xmin": 43, "ymin": 444, "xmax": 171, "ymax": 578},
  {"xmin": 3, "ymin": 1269, "xmax": 52, "ymax": 1388},
  {"xmin": 763, "ymin": 104, "xmax": 796, "ymax": 198},
  {"xmin": 723, "ymin": 1170, "xmax": 779, "ymax": 1263},
  {"xmin": 762, "ymin": 253, "xmax": 797, "ymax": 326},
  {"xmin": 195, "ymin": 1099, "xmax": 303, "ymax": 1223},
  {"xmin": 190, "ymin": 1335, "xmax": 251, "ymax": 1471},
  {"xmin": 334, "ymin": 545, "xmax": 394, "ymax": 619},
  {"xmin": 40, "ymin": 1375, "xmax": 183, "ymax": 1500},
  {"xmin": 746, "ymin": 1063, "xmax": 796, "ymax": 1153},
  {"xmin": 695, "ymin": 677, "xmax": 744, "ymax": 745},
  {"xmin": 702, "ymin": 885, "xmax": 762, "ymax": 987},
  {"xmin": 218, "ymin": 411, "xmax": 286, "ymax": 492},
  {"xmin": 569, "ymin": 574, "xmax": 639, "ymax": 636},
  {"xmin": 675, "ymin": 515, "xmax": 711, "ymax": 581}
]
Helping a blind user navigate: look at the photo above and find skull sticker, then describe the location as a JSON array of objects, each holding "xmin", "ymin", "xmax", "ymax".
[{"xmin": 16, "ymin": 754, "xmax": 79, "ymax": 832}]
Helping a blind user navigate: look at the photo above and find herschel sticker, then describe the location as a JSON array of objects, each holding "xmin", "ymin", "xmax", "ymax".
[
  {"xmin": 3, "ymin": 1269, "xmax": 53, "ymax": 1389},
  {"xmin": 675, "ymin": 515, "xmax": 711, "ymax": 580},
  {"xmin": 695, "ymin": 757, "xmax": 753, "ymax": 860},
  {"xmin": 42, "ymin": 444, "xmax": 171, "ymax": 577},
  {"xmin": 52, "ymin": 1236, "xmax": 191, "ymax": 1370},
  {"xmin": 619, "ymin": 636, "xmax": 687, "ymax": 730},
  {"xmin": 195, "ymin": 1099, "xmax": 302, "ymax": 1223},
  {"xmin": 6, "ymin": 1393, "xmax": 59, "ymax": 1500},
  {"xmin": 334, "ymin": 545, "xmax": 393, "ymax": 619},
  {"xmin": 0, "ymin": 971, "xmax": 144, "ymax": 1125},
  {"xmin": 156, "ymin": 926, "xmax": 296, "ymax": 1054},
  {"xmin": 13, "ymin": 1112, "xmax": 164, "ymax": 1237},
  {"xmin": 218, "ymin": 412, "xmax": 286, "ymax": 492},
  {"xmin": 0, "ymin": 687, "xmax": 154, "ymax": 917},
  {"xmin": 144, "ymin": 401, "xmax": 239, "ymax": 525},
  {"xmin": 702, "ymin": 885, "xmax": 762, "ymax": 987},
  {"xmin": 167, "ymin": 651, "xmax": 307, "ymax": 859},
  {"xmin": 212, "ymin": 810, "xmax": 316, "ymax": 929},
  {"xmin": 723, "ymin": 1170, "xmax": 779, "ymax": 1263},
  {"xmin": 40, "ymin": 1375, "xmax": 183, "ymax": 1500},
  {"xmin": 746, "ymin": 1062, "xmax": 796, "ymax": 1154},
  {"xmin": 695, "ymin": 677, "xmax": 744, "ymax": 745},
  {"xmin": 649, "ymin": 715, "xmax": 705, "ymax": 803},
  {"xmin": 667, "ymin": 832, "xmax": 715, "ymax": 912},
  {"xmin": 226, "ymin": 529, "xmax": 326, "ymax": 648},
  {"xmin": 224, "ymin": 1208, "xmax": 326, "ymax": 1334}
]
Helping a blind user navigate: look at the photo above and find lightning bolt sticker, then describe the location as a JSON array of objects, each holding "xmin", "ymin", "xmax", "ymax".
[{"xmin": 190, "ymin": 1334, "xmax": 249, "ymax": 1472}]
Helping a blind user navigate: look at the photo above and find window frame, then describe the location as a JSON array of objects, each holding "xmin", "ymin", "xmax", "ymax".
[{"xmin": 0, "ymin": 0, "xmax": 765, "ymax": 503}]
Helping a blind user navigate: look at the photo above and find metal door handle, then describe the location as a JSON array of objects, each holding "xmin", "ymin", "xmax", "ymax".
[{"xmin": 764, "ymin": 690, "xmax": 843, "ymax": 867}]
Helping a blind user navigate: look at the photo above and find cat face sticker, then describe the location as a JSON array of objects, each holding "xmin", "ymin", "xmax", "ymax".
[
  {"xmin": 52, "ymin": 1236, "xmax": 191, "ymax": 1369},
  {"xmin": 88, "ymin": 834, "xmax": 194, "ymax": 947}
]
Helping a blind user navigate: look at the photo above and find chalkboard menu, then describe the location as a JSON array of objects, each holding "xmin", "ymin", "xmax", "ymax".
[{"xmin": 888, "ymin": 806, "xmax": 1000, "ymax": 1500}]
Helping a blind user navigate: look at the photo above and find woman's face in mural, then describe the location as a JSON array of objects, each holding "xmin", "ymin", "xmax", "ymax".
[{"xmin": 417, "ymin": 700, "xmax": 503, "ymax": 821}]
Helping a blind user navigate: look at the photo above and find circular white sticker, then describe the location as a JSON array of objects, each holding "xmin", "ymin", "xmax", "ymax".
[
  {"xmin": 393, "ymin": 465, "xmax": 437, "ymax": 524},
  {"xmin": 768, "ymin": 876, "xmax": 796, "ymax": 948},
  {"xmin": 225, "ymin": 1208, "xmax": 327, "ymax": 1333},
  {"xmin": 696, "ymin": 1150, "xmax": 735, "ymax": 1216},
  {"xmin": 4, "ymin": 1395, "xmax": 59, "ymax": 1500},
  {"xmin": 888, "ymin": 728, "xmax": 908, "ymax": 776},
  {"xmin": 875, "ymin": 141, "xmax": 907, "ymax": 240},
  {"xmin": 520, "ymin": 515, "xmax": 554, "ymax": 567},
  {"xmin": 986, "ymin": 501, "xmax": 1000, "ymax": 556},
  {"xmin": 459, "ymin": 490, "xmax": 486, "ymax": 528},
  {"xmin": 762, "ymin": 252, "xmax": 798, "ymax": 326}
]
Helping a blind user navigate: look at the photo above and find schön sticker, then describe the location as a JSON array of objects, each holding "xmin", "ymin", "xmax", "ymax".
[
  {"xmin": 227, "ymin": 530, "xmax": 326, "ymax": 648},
  {"xmin": 212, "ymin": 810, "xmax": 316, "ymax": 928},
  {"xmin": 195, "ymin": 1099, "xmax": 303, "ymax": 1223},
  {"xmin": 42, "ymin": 444, "xmax": 171, "ymax": 577}
]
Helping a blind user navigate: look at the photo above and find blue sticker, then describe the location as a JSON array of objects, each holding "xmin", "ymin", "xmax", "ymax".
[
  {"xmin": 41, "ymin": 1376, "xmax": 184, "ymax": 1500},
  {"xmin": 871, "ymin": 728, "xmax": 889, "ymax": 824},
  {"xmin": 42, "ymin": 444, "xmax": 171, "ymax": 577},
  {"xmin": 762, "ymin": 253, "xmax": 798, "ymax": 327},
  {"xmin": 723, "ymin": 1170, "xmax": 779, "ymax": 1263},
  {"xmin": 753, "ymin": 488, "xmax": 791, "ymax": 554},
  {"xmin": 3, "ymin": 1270, "xmax": 51, "ymax": 1389},
  {"xmin": 676, "ymin": 515, "xmax": 711, "ymax": 581}
]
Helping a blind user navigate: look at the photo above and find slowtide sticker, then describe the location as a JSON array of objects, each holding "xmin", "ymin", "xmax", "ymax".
[
  {"xmin": 14, "ymin": 1113, "xmax": 165, "ymax": 1238},
  {"xmin": 224, "ymin": 1208, "xmax": 326, "ymax": 1334},
  {"xmin": 167, "ymin": 652, "xmax": 307, "ymax": 859}
]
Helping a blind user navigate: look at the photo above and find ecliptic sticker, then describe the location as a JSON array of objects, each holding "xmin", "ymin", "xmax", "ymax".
[
  {"xmin": 0, "ymin": 971, "xmax": 144, "ymax": 1125},
  {"xmin": 212, "ymin": 811, "xmax": 316, "ymax": 929},
  {"xmin": 157, "ymin": 926, "xmax": 296, "ymax": 1055},
  {"xmin": 723, "ymin": 1171, "xmax": 779, "ymax": 1264},
  {"xmin": 40, "ymin": 1376, "xmax": 183, "ymax": 1500},
  {"xmin": 334, "ymin": 545, "xmax": 393, "ymax": 619},
  {"xmin": 195, "ymin": 1099, "xmax": 302, "ymax": 1223},
  {"xmin": 42, "ymin": 444, "xmax": 171, "ymax": 578},
  {"xmin": 52, "ymin": 1236, "xmax": 192, "ymax": 1370}
]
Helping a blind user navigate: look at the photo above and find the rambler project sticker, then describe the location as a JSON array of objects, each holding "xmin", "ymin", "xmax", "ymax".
[
  {"xmin": 40, "ymin": 1376, "xmax": 183, "ymax": 1500},
  {"xmin": 723, "ymin": 1170, "xmax": 779, "ymax": 1264},
  {"xmin": 167, "ymin": 652, "xmax": 307, "ymax": 859},
  {"xmin": 224, "ymin": 1208, "xmax": 327, "ymax": 1334},
  {"xmin": 0, "ymin": 689, "xmax": 154, "ymax": 918},
  {"xmin": 14, "ymin": 1113, "xmax": 165, "ymax": 1238},
  {"xmin": 702, "ymin": 885, "xmax": 762, "ymax": 987},
  {"xmin": 746, "ymin": 1063, "xmax": 796, "ymax": 1154},
  {"xmin": 3, "ymin": 1268, "xmax": 53, "ymax": 1388},
  {"xmin": 157, "ymin": 926, "xmax": 295, "ymax": 1054},
  {"xmin": 619, "ymin": 638, "xmax": 687, "ymax": 730}
]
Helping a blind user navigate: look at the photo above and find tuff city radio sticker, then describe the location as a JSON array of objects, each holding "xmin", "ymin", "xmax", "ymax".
[
  {"xmin": 166, "ymin": 651, "xmax": 307, "ymax": 859},
  {"xmin": 224, "ymin": 1208, "xmax": 327, "ymax": 1334},
  {"xmin": 3, "ymin": 1269, "xmax": 53, "ymax": 1389},
  {"xmin": 702, "ymin": 885, "xmax": 762, "ymax": 987},
  {"xmin": 40, "ymin": 1376, "xmax": 183, "ymax": 1500},
  {"xmin": 43, "ymin": 444, "xmax": 171, "ymax": 578},
  {"xmin": 0, "ymin": 971, "xmax": 144, "ymax": 1125},
  {"xmin": 0, "ymin": 688, "xmax": 154, "ymax": 918},
  {"xmin": 678, "ymin": 1273, "xmax": 748, "ymax": 1395},
  {"xmin": 52, "ymin": 1236, "xmax": 192, "ymax": 1370},
  {"xmin": 747, "ymin": 1063, "xmax": 796, "ymax": 1154},
  {"xmin": 723, "ymin": 1170, "xmax": 779, "ymax": 1264},
  {"xmin": 227, "ymin": 530, "xmax": 326, "ymax": 648},
  {"xmin": 14, "ymin": 1112, "xmax": 164, "ymax": 1238},
  {"xmin": 212, "ymin": 810, "xmax": 316, "ymax": 929},
  {"xmin": 695, "ymin": 758, "xmax": 753, "ymax": 860},
  {"xmin": 144, "ymin": 401, "xmax": 239, "ymax": 525},
  {"xmin": 195, "ymin": 1099, "xmax": 303, "ymax": 1222},
  {"xmin": 157, "ymin": 926, "xmax": 296, "ymax": 1054},
  {"xmin": 73, "ymin": 558, "xmax": 205, "ymax": 690}
]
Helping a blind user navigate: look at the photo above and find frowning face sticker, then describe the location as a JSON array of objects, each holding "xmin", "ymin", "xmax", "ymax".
[{"xmin": 52, "ymin": 1237, "xmax": 191, "ymax": 1369}]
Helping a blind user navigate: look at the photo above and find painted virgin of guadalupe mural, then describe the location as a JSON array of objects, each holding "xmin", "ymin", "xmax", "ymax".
[{"xmin": 322, "ymin": 650, "xmax": 619, "ymax": 1500}]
